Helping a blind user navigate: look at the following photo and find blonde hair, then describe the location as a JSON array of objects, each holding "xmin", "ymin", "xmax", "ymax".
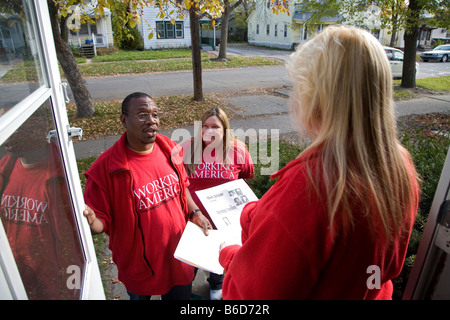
[
  {"xmin": 287, "ymin": 25, "xmax": 419, "ymax": 242},
  {"xmin": 185, "ymin": 107, "xmax": 235, "ymax": 175}
]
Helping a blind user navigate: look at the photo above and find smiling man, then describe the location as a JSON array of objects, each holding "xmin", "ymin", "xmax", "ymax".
[{"xmin": 83, "ymin": 92, "xmax": 211, "ymax": 300}]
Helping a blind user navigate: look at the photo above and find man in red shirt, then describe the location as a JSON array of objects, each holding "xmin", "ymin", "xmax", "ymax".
[{"xmin": 83, "ymin": 92, "xmax": 211, "ymax": 300}]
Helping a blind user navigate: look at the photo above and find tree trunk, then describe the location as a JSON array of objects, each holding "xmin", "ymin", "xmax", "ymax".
[
  {"xmin": 218, "ymin": 0, "xmax": 243, "ymax": 61},
  {"xmin": 189, "ymin": 8, "xmax": 203, "ymax": 101},
  {"xmin": 389, "ymin": 12, "xmax": 398, "ymax": 47},
  {"xmin": 401, "ymin": 0, "xmax": 421, "ymax": 89},
  {"xmin": 48, "ymin": 0, "xmax": 95, "ymax": 117},
  {"xmin": 218, "ymin": 2, "xmax": 231, "ymax": 60}
]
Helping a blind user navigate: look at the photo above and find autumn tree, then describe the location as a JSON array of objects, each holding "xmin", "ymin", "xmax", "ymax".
[
  {"xmin": 49, "ymin": 0, "xmax": 289, "ymax": 111},
  {"xmin": 217, "ymin": 0, "xmax": 244, "ymax": 60},
  {"xmin": 48, "ymin": 0, "xmax": 95, "ymax": 117},
  {"xmin": 216, "ymin": 0, "xmax": 290, "ymax": 60},
  {"xmin": 145, "ymin": 1, "xmax": 224, "ymax": 101}
]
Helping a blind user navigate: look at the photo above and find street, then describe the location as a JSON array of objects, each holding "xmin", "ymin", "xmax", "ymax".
[
  {"xmin": 416, "ymin": 61, "xmax": 450, "ymax": 79},
  {"xmin": 225, "ymin": 43, "xmax": 450, "ymax": 79},
  {"xmin": 1, "ymin": 45, "xmax": 449, "ymax": 108},
  {"xmin": 66, "ymin": 45, "xmax": 450, "ymax": 101}
]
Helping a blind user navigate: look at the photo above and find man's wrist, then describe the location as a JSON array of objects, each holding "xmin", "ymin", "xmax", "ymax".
[{"xmin": 189, "ymin": 208, "xmax": 201, "ymax": 220}]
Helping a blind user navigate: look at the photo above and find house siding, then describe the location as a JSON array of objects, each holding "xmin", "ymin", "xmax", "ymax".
[
  {"xmin": 247, "ymin": 2, "xmax": 298, "ymax": 50},
  {"xmin": 139, "ymin": 6, "xmax": 192, "ymax": 49}
]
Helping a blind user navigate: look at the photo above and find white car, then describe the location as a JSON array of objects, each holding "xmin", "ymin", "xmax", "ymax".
[
  {"xmin": 420, "ymin": 45, "xmax": 450, "ymax": 62},
  {"xmin": 384, "ymin": 47, "xmax": 419, "ymax": 79}
]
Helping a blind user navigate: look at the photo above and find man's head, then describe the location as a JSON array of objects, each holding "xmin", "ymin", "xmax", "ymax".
[{"xmin": 120, "ymin": 92, "xmax": 160, "ymax": 153}]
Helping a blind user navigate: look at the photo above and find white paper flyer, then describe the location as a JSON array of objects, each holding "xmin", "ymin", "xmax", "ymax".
[
  {"xmin": 195, "ymin": 179, "xmax": 258, "ymax": 235},
  {"xmin": 174, "ymin": 179, "xmax": 258, "ymax": 274}
]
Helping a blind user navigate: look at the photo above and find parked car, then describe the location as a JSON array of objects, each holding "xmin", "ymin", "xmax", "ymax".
[
  {"xmin": 384, "ymin": 47, "xmax": 419, "ymax": 78},
  {"xmin": 420, "ymin": 45, "xmax": 450, "ymax": 62}
]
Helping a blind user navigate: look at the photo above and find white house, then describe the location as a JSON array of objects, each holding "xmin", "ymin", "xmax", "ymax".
[
  {"xmin": 248, "ymin": 1, "xmax": 449, "ymax": 50},
  {"xmin": 137, "ymin": 5, "xmax": 192, "ymax": 49},
  {"xmin": 247, "ymin": 1, "xmax": 340, "ymax": 50},
  {"xmin": 136, "ymin": 5, "xmax": 217, "ymax": 50},
  {"xmin": 67, "ymin": 3, "xmax": 114, "ymax": 49}
]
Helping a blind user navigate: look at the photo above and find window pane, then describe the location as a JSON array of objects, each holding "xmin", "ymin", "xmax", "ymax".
[
  {"xmin": 166, "ymin": 22, "xmax": 174, "ymax": 38},
  {"xmin": 89, "ymin": 22, "xmax": 97, "ymax": 35},
  {"xmin": 79, "ymin": 23, "xmax": 88, "ymax": 35},
  {"xmin": 0, "ymin": 1, "xmax": 46, "ymax": 116},
  {"xmin": 156, "ymin": 22, "xmax": 165, "ymax": 39},
  {"xmin": 175, "ymin": 22, "xmax": 183, "ymax": 38},
  {"xmin": 0, "ymin": 102, "xmax": 85, "ymax": 299}
]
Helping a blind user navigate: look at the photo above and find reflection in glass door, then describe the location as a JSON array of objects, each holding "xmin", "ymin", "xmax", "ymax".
[
  {"xmin": 0, "ymin": 102, "xmax": 85, "ymax": 299},
  {"xmin": 0, "ymin": 0, "xmax": 46, "ymax": 111}
]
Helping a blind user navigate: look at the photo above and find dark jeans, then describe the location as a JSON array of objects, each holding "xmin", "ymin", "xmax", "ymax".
[
  {"xmin": 127, "ymin": 283, "xmax": 192, "ymax": 300},
  {"xmin": 207, "ymin": 272, "xmax": 224, "ymax": 290},
  {"xmin": 193, "ymin": 268, "xmax": 223, "ymax": 290}
]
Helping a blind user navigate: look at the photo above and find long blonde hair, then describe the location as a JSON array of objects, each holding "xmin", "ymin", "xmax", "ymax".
[
  {"xmin": 287, "ymin": 25, "xmax": 419, "ymax": 242},
  {"xmin": 184, "ymin": 107, "xmax": 235, "ymax": 175}
]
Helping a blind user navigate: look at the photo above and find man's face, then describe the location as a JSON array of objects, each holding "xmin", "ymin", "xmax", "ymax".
[{"xmin": 120, "ymin": 96, "xmax": 160, "ymax": 152}]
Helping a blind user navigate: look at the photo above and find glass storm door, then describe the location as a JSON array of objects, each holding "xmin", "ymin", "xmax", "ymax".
[{"xmin": 0, "ymin": 0, "xmax": 104, "ymax": 299}]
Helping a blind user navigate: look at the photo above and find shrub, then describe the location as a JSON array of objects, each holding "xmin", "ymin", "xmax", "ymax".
[{"xmin": 394, "ymin": 122, "xmax": 449, "ymax": 298}]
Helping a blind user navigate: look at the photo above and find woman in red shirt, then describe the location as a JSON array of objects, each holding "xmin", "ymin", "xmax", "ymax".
[
  {"xmin": 182, "ymin": 107, "xmax": 254, "ymax": 300},
  {"xmin": 219, "ymin": 26, "xmax": 420, "ymax": 300}
]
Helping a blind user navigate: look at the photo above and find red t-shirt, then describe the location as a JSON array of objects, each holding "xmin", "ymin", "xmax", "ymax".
[
  {"xmin": 125, "ymin": 144, "xmax": 193, "ymax": 292},
  {"xmin": 182, "ymin": 139, "xmax": 254, "ymax": 226}
]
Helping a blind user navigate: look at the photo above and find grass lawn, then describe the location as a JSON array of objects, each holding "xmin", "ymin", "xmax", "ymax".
[{"xmin": 0, "ymin": 49, "xmax": 283, "ymax": 83}]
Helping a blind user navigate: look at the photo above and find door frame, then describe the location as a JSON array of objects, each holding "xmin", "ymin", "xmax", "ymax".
[{"xmin": 403, "ymin": 147, "xmax": 450, "ymax": 299}]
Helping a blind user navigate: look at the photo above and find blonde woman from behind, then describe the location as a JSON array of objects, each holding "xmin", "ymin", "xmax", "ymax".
[{"xmin": 219, "ymin": 26, "xmax": 420, "ymax": 300}]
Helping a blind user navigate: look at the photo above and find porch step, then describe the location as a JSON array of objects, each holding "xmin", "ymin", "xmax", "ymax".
[{"xmin": 81, "ymin": 44, "xmax": 95, "ymax": 58}]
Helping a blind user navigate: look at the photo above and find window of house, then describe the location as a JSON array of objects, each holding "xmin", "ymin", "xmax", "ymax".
[
  {"xmin": 256, "ymin": 24, "xmax": 259, "ymax": 35},
  {"xmin": 284, "ymin": 23, "xmax": 288, "ymax": 37},
  {"xmin": 156, "ymin": 21, "xmax": 184, "ymax": 39},
  {"xmin": 79, "ymin": 23, "xmax": 88, "ymax": 35},
  {"xmin": 69, "ymin": 22, "xmax": 97, "ymax": 36},
  {"xmin": 90, "ymin": 22, "xmax": 97, "ymax": 35},
  {"xmin": 166, "ymin": 22, "xmax": 174, "ymax": 38},
  {"xmin": 274, "ymin": 24, "xmax": 278, "ymax": 37},
  {"xmin": 156, "ymin": 22, "xmax": 165, "ymax": 38},
  {"xmin": 267, "ymin": 24, "xmax": 270, "ymax": 36},
  {"xmin": 175, "ymin": 22, "xmax": 183, "ymax": 38}
]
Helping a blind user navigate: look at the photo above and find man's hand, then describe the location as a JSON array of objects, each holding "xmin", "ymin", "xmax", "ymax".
[
  {"xmin": 191, "ymin": 210, "xmax": 213, "ymax": 236},
  {"xmin": 83, "ymin": 205, "xmax": 104, "ymax": 234}
]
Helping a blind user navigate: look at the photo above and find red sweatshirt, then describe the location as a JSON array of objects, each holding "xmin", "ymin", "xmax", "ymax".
[
  {"xmin": 183, "ymin": 139, "xmax": 254, "ymax": 227},
  {"xmin": 219, "ymin": 149, "xmax": 418, "ymax": 299},
  {"xmin": 84, "ymin": 133, "xmax": 194, "ymax": 295}
]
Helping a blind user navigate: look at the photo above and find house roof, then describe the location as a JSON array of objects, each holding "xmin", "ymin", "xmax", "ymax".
[{"xmin": 293, "ymin": 12, "xmax": 341, "ymax": 23}]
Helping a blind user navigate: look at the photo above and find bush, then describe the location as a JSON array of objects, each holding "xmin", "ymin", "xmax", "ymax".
[
  {"xmin": 247, "ymin": 140, "xmax": 303, "ymax": 197},
  {"xmin": 96, "ymin": 45, "xmax": 119, "ymax": 56},
  {"xmin": 394, "ymin": 122, "xmax": 449, "ymax": 298}
]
